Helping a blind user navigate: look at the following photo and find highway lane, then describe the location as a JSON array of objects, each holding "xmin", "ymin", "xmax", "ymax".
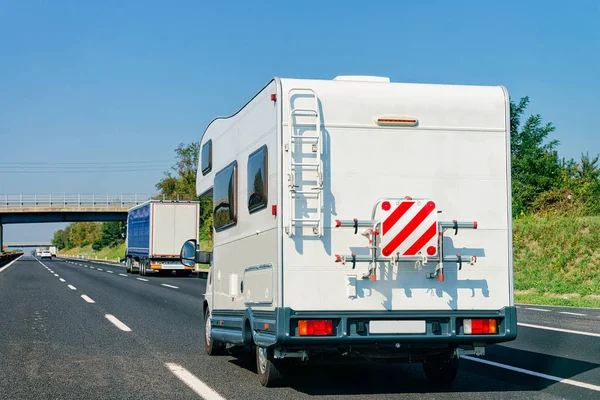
[
  {"xmin": 0, "ymin": 256, "xmax": 200, "ymax": 400},
  {"xmin": 2, "ymin": 256, "xmax": 600, "ymax": 399},
  {"xmin": 57, "ymin": 256, "xmax": 205, "ymax": 298}
]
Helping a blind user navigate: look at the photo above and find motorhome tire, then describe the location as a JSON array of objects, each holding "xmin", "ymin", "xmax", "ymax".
[
  {"xmin": 256, "ymin": 346, "xmax": 284, "ymax": 387},
  {"xmin": 422, "ymin": 354, "xmax": 459, "ymax": 386},
  {"xmin": 204, "ymin": 308, "xmax": 224, "ymax": 355}
]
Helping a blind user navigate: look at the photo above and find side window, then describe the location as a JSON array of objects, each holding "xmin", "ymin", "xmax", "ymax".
[
  {"xmin": 247, "ymin": 145, "xmax": 268, "ymax": 213},
  {"xmin": 201, "ymin": 140, "xmax": 212, "ymax": 176},
  {"xmin": 213, "ymin": 161, "xmax": 237, "ymax": 232}
]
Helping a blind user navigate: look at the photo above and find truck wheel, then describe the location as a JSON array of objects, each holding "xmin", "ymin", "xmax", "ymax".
[
  {"xmin": 140, "ymin": 260, "xmax": 146, "ymax": 276},
  {"xmin": 256, "ymin": 346, "xmax": 284, "ymax": 387},
  {"xmin": 126, "ymin": 258, "xmax": 132, "ymax": 274},
  {"xmin": 204, "ymin": 308, "xmax": 224, "ymax": 355},
  {"xmin": 423, "ymin": 354, "xmax": 459, "ymax": 386}
]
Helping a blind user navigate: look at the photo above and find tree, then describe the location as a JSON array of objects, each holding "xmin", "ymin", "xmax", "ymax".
[
  {"xmin": 156, "ymin": 142, "xmax": 199, "ymax": 198},
  {"xmin": 510, "ymin": 96, "xmax": 562, "ymax": 216},
  {"xmin": 156, "ymin": 142, "xmax": 213, "ymax": 241},
  {"xmin": 101, "ymin": 222, "xmax": 124, "ymax": 247},
  {"xmin": 51, "ymin": 229, "xmax": 66, "ymax": 250}
]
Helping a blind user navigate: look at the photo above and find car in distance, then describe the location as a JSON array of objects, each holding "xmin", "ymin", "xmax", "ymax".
[{"xmin": 40, "ymin": 250, "xmax": 52, "ymax": 260}]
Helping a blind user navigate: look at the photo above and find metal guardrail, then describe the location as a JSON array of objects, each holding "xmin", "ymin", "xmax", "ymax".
[
  {"xmin": 0, "ymin": 252, "xmax": 23, "ymax": 267},
  {"xmin": 0, "ymin": 194, "xmax": 198, "ymax": 209}
]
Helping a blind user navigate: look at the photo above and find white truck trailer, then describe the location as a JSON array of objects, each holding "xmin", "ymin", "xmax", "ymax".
[
  {"xmin": 181, "ymin": 75, "xmax": 516, "ymax": 387},
  {"xmin": 125, "ymin": 200, "xmax": 200, "ymax": 276}
]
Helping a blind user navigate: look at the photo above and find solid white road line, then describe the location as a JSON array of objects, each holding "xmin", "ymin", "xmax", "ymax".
[
  {"xmin": 105, "ymin": 314, "xmax": 132, "ymax": 332},
  {"xmin": 462, "ymin": 355, "xmax": 600, "ymax": 392},
  {"xmin": 53, "ymin": 274, "xmax": 59, "ymax": 277},
  {"xmin": 67, "ymin": 285, "xmax": 77, "ymax": 291},
  {"xmin": 559, "ymin": 311, "xmax": 587, "ymax": 316},
  {"xmin": 518, "ymin": 322, "xmax": 600, "ymax": 338},
  {"xmin": 517, "ymin": 303, "xmax": 600, "ymax": 311},
  {"xmin": 161, "ymin": 284, "xmax": 179, "ymax": 289},
  {"xmin": 524, "ymin": 307, "xmax": 551, "ymax": 312},
  {"xmin": 165, "ymin": 363, "xmax": 226, "ymax": 400},
  {"xmin": 59, "ymin": 278, "xmax": 66, "ymax": 283},
  {"xmin": 119, "ymin": 273, "xmax": 127, "ymax": 277},
  {"xmin": 0, "ymin": 255, "xmax": 23, "ymax": 273},
  {"xmin": 81, "ymin": 295, "xmax": 95, "ymax": 304},
  {"xmin": 137, "ymin": 278, "xmax": 148, "ymax": 282}
]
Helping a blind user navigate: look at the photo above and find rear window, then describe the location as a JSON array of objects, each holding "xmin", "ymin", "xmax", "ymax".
[
  {"xmin": 201, "ymin": 140, "xmax": 212, "ymax": 176},
  {"xmin": 247, "ymin": 145, "xmax": 268, "ymax": 213},
  {"xmin": 213, "ymin": 161, "xmax": 237, "ymax": 232}
]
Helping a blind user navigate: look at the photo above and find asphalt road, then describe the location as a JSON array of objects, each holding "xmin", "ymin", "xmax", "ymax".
[{"xmin": 1, "ymin": 255, "xmax": 600, "ymax": 399}]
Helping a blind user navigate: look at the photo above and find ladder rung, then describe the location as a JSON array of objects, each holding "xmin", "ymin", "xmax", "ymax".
[
  {"xmin": 290, "ymin": 122, "xmax": 321, "ymax": 127},
  {"xmin": 293, "ymin": 190, "xmax": 321, "ymax": 194},
  {"xmin": 292, "ymin": 219, "xmax": 320, "ymax": 223},
  {"xmin": 291, "ymin": 109, "xmax": 318, "ymax": 116},
  {"xmin": 292, "ymin": 162, "xmax": 319, "ymax": 167},
  {"xmin": 291, "ymin": 135, "xmax": 319, "ymax": 139}
]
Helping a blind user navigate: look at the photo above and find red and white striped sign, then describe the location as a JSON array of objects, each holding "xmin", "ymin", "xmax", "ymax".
[{"xmin": 379, "ymin": 199, "xmax": 438, "ymax": 258}]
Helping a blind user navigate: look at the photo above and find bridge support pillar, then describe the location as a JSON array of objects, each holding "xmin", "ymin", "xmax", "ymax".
[{"xmin": 0, "ymin": 224, "xmax": 3, "ymax": 252}]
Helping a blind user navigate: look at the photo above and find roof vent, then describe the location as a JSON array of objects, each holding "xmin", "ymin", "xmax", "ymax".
[{"xmin": 333, "ymin": 75, "xmax": 391, "ymax": 83}]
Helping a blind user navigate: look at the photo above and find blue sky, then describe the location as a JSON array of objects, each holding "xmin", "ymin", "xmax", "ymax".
[{"xmin": 1, "ymin": 0, "xmax": 599, "ymax": 242}]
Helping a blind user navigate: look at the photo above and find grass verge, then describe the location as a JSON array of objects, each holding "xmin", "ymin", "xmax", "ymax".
[
  {"xmin": 513, "ymin": 216, "xmax": 600, "ymax": 307},
  {"xmin": 59, "ymin": 243, "xmax": 126, "ymax": 262}
]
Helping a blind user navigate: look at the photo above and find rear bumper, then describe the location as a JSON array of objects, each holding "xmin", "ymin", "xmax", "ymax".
[
  {"xmin": 250, "ymin": 306, "xmax": 517, "ymax": 348},
  {"xmin": 149, "ymin": 262, "xmax": 190, "ymax": 271}
]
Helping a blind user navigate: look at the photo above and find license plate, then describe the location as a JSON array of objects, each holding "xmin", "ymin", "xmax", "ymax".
[{"xmin": 369, "ymin": 320, "xmax": 426, "ymax": 334}]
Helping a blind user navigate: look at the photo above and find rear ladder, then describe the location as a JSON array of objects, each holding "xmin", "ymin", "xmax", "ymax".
[{"xmin": 285, "ymin": 88, "xmax": 323, "ymax": 237}]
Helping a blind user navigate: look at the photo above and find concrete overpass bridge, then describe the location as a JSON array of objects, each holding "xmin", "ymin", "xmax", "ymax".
[{"xmin": 0, "ymin": 194, "xmax": 158, "ymax": 250}]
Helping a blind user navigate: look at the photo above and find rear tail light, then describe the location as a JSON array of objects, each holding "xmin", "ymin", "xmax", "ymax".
[
  {"xmin": 463, "ymin": 319, "xmax": 497, "ymax": 334},
  {"xmin": 298, "ymin": 319, "xmax": 333, "ymax": 336}
]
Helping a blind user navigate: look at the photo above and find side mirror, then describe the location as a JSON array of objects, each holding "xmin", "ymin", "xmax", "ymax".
[
  {"xmin": 180, "ymin": 239, "xmax": 212, "ymax": 267},
  {"xmin": 121, "ymin": 225, "xmax": 127, "ymax": 239}
]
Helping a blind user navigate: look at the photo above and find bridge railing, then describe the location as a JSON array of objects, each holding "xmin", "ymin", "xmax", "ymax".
[
  {"xmin": 0, "ymin": 194, "xmax": 199, "ymax": 209},
  {"xmin": 0, "ymin": 194, "xmax": 156, "ymax": 209}
]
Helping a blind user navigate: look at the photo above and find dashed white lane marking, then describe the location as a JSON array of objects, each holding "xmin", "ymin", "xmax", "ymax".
[
  {"xmin": 525, "ymin": 307, "xmax": 551, "ymax": 312},
  {"xmin": 137, "ymin": 278, "xmax": 149, "ymax": 282},
  {"xmin": 53, "ymin": 274, "xmax": 59, "ymax": 277},
  {"xmin": 559, "ymin": 311, "xmax": 587, "ymax": 317},
  {"xmin": 0, "ymin": 255, "xmax": 23, "ymax": 273},
  {"xmin": 97, "ymin": 268, "xmax": 103, "ymax": 271},
  {"xmin": 81, "ymin": 295, "xmax": 95, "ymax": 304},
  {"xmin": 161, "ymin": 284, "xmax": 179, "ymax": 289},
  {"xmin": 462, "ymin": 355, "xmax": 600, "ymax": 392},
  {"xmin": 518, "ymin": 322, "xmax": 600, "ymax": 338},
  {"xmin": 107, "ymin": 271, "xmax": 114, "ymax": 274},
  {"xmin": 105, "ymin": 314, "xmax": 132, "ymax": 332},
  {"xmin": 67, "ymin": 285, "xmax": 77, "ymax": 291},
  {"xmin": 119, "ymin": 273, "xmax": 128, "ymax": 277},
  {"xmin": 59, "ymin": 278, "xmax": 66, "ymax": 283},
  {"xmin": 165, "ymin": 363, "xmax": 226, "ymax": 400}
]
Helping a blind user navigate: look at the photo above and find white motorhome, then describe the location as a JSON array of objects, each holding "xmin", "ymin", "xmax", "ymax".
[{"xmin": 181, "ymin": 75, "xmax": 517, "ymax": 387}]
